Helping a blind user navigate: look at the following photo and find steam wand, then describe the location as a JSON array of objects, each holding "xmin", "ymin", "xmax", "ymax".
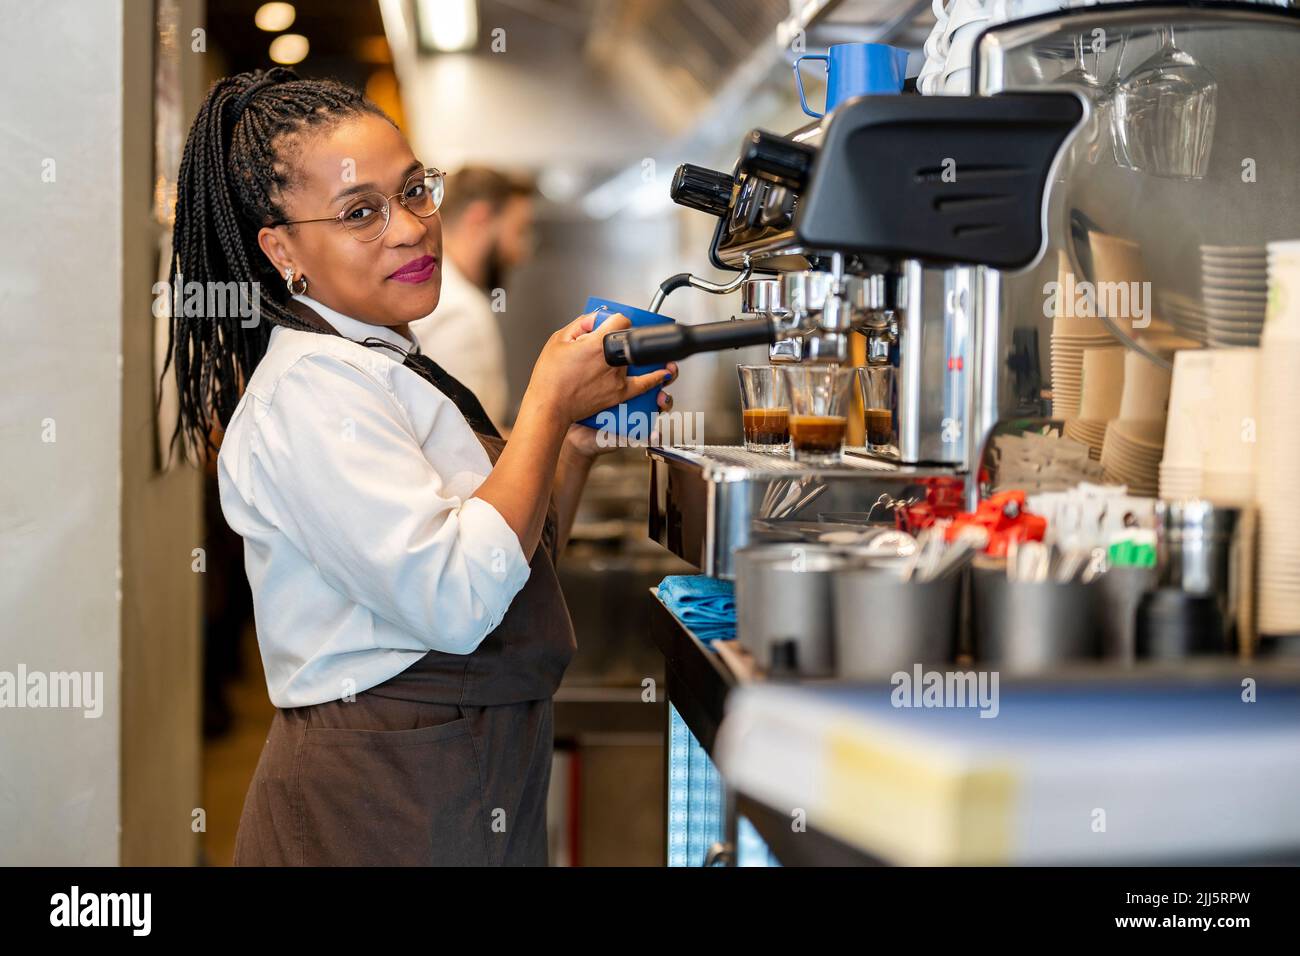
[
  {"xmin": 604, "ymin": 255, "xmax": 781, "ymax": 367},
  {"xmin": 648, "ymin": 254, "xmax": 753, "ymax": 313}
]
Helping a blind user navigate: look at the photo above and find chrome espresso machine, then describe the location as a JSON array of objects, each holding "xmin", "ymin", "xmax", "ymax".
[{"xmin": 602, "ymin": 2, "xmax": 1300, "ymax": 581}]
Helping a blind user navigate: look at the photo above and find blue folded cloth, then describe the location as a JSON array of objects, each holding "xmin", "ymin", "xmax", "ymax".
[{"xmin": 658, "ymin": 574, "xmax": 736, "ymax": 642}]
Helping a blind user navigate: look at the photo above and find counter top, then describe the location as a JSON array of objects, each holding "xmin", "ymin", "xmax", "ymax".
[{"xmin": 647, "ymin": 586, "xmax": 1300, "ymax": 866}]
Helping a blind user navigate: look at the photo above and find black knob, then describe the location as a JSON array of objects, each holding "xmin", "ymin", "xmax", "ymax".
[
  {"xmin": 741, "ymin": 130, "xmax": 815, "ymax": 190},
  {"xmin": 670, "ymin": 164, "xmax": 734, "ymax": 218}
]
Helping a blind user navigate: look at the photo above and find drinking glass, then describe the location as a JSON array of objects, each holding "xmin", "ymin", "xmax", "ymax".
[
  {"xmin": 780, "ymin": 365, "xmax": 855, "ymax": 464},
  {"xmin": 1111, "ymin": 25, "xmax": 1217, "ymax": 180},
  {"xmin": 737, "ymin": 366, "xmax": 790, "ymax": 453},
  {"xmin": 856, "ymin": 364, "xmax": 898, "ymax": 455}
]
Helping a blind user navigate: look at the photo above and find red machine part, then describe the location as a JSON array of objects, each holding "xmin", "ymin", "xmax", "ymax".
[
  {"xmin": 944, "ymin": 489, "xmax": 1046, "ymax": 557},
  {"xmin": 897, "ymin": 476, "xmax": 965, "ymax": 532}
]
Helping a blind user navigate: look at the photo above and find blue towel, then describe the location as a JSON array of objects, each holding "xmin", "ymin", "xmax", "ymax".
[{"xmin": 658, "ymin": 574, "xmax": 736, "ymax": 642}]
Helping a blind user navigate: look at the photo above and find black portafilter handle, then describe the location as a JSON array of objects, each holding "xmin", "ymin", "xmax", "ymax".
[
  {"xmin": 603, "ymin": 317, "xmax": 778, "ymax": 367},
  {"xmin": 741, "ymin": 129, "xmax": 816, "ymax": 189}
]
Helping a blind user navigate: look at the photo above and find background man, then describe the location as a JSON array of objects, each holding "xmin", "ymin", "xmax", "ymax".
[{"xmin": 410, "ymin": 166, "xmax": 537, "ymax": 428}]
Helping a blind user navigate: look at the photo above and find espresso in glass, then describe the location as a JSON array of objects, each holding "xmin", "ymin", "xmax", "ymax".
[
  {"xmin": 780, "ymin": 365, "xmax": 854, "ymax": 463},
  {"xmin": 737, "ymin": 366, "xmax": 791, "ymax": 453},
  {"xmin": 857, "ymin": 364, "xmax": 897, "ymax": 454},
  {"xmin": 789, "ymin": 414, "xmax": 847, "ymax": 454},
  {"xmin": 743, "ymin": 407, "xmax": 790, "ymax": 447},
  {"xmin": 865, "ymin": 408, "xmax": 893, "ymax": 448}
]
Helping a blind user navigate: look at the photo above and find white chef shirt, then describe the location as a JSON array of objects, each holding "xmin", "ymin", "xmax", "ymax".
[
  {"xmin": 408, "ymin": 257, "xmax": 510, "ymax": 427},
  {"xmin": 216, "ymin": 293, "xmax": 532, "ymax": 709}
]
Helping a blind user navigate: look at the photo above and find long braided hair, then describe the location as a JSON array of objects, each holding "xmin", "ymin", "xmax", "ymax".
[{"xmin": 164, "ymin": 68, "xmax": 391, "ymax": 456}]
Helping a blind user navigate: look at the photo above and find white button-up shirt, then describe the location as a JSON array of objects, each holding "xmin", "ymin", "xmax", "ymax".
[
  {"xmin": 408, "ymin": 257, "xmax": 510, "ymax": 427},
  {"xmin": 217, "ymin": 294, "xmax": 532, "ymax": 709}
]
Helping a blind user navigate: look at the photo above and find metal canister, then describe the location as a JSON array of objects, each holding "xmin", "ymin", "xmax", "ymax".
[
  {"xmin": 971, "ymin": 563, "xmax": 1104, "ymax": 672},
  {"xmin": 1155, "ymin": 500, "xmax": 1255, "ymax": 653},
  {"xmin": 832, "ymin": 565, "xmax": 962, "ymax": 677},
  {"xmin": 734, "ymin": 543, "xmax": 852, "ymax": 678}
]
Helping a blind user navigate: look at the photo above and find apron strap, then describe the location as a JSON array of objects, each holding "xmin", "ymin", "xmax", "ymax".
[{"xmin": 284, "ymin": 299, "xmax": 501, "ymax": 438}]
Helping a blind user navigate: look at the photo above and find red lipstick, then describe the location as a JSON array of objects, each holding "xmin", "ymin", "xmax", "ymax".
[{"xmin": 388, "ymin": 255, "xmax": 437, "ymax": 284}]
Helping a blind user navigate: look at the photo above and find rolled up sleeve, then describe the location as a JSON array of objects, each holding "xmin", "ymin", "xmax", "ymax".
[{"xmin": 247, "ymin": 352, "xmax": 531, "ymax": 654}]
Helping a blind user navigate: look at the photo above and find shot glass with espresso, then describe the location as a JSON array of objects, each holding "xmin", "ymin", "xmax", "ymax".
[
  {"xmin": 737, "ymin": 365, "xmax": 790, "ymax": 453},
  {"xmin": 779, "ymin": 365, "xmax": 855, "ymax": 464},
  {"xmin": 856, "ymin": 364, "xmax": 897, "ymax": 455}
]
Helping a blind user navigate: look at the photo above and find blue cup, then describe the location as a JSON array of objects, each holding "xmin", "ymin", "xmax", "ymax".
[
  {"xmin": 794, "ymin": 42, "xmax": 909, "ymax": 118},
  {"xmin": 577, "ymin": 296, "xmax": 674, "ymax": 437}
]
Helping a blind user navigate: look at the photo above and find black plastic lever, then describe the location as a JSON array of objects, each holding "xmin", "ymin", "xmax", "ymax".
[{"xmin": 603, "ymin": 317, "xmax": 777, "ymax": 367}]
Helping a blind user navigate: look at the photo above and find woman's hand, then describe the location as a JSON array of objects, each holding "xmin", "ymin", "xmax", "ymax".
[
  {"xmin": 479, "ymin": 313, "xmax": 675, "ymax": 559},
  {"xmin": 522, "ymin": 311, "xmax": 672, "ymax": 426},
  {"xmin": 564, "ymin": 361, "xmax": 677, "ymax": 460}
]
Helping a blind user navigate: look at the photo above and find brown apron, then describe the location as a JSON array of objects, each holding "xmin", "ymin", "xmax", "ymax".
[{"xmin": 232, "ymin": 432, "xmax": 577, "ymax": 866}]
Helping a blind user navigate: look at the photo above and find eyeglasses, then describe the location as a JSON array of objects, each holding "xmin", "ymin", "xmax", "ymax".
[{"xmin": 272, "ymin": 167, "xmax": 445, "ymax": 242}]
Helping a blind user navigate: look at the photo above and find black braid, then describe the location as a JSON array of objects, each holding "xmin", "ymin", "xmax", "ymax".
[{"xmin": 162, "ymin": 68, "xmax": 390, "ymax": 457}]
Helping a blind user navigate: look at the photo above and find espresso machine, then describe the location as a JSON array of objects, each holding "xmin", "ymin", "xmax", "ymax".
[
  {"xmin": 603, "ymin": 2, "xmax": 1300, "ymax": 580},
  {"xmin": 601, "ymin": 91, "xmax": 1084, "ymax": 575},
  {"xmin": 607, "ymin": 92, "xmax": 1083, "ymax": 465}
]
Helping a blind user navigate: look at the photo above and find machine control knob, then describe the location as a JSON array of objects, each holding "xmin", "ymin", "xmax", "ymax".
[{"xmin": 670, "ymin": 164, "xmax": 735, "ymax": 218}]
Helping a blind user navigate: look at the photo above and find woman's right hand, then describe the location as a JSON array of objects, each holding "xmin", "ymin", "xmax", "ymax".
[{"xmin": 522, "ymin": 311, "xmax": 673, "ymax": 425}]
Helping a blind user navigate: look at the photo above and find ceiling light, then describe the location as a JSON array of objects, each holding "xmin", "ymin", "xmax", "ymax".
[
  {"xmin": 254, "ymin": 2, "xmax": 295, "ymax": 32},
  {"xmin": 269, "ymin": 33, "xmax": 309, "ymax": 65},
  {"xmin": 416, "ymin": 0, "xmax": 478, "ymax": 53}
]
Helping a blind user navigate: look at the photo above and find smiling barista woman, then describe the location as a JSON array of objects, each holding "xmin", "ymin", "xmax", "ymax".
[{"xmin": 165, "ymin": 68, "xmax": 677, "ymax": 866}]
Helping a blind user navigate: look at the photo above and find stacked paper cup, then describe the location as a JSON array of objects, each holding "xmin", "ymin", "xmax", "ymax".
[
  {"xmin": 1162, "ymin": 291, "xmax": 1209, "ymax": 343},
  {"xmin": 1063, "ymin": 347, "xmax": 1124, "ymax": 459},
  {"xmin": 1255, "ymin": 239, "xmax": 1300, "ymax": 635},
  {"xmin": 1159, "ymin": 350, "xmax": 1214, "ymax": 499},
  {"xmin": 1202, "ymin": 244, "xmax": 1267, "ymax": 348},
  {"xmin": 1200, "ymin": 349, "xmax": 1259, "ymax": 507},
  {"xmin": 1100, "ymin": 350, "xmax": 1170, "ymax": 496},
  {"xmin": 1089, "ymin": 231, "xmax": 1151, "ymax": 332},
  {"xmin": 1052, "ymin": 253, "xmax": 1116, "ymax": 418}
]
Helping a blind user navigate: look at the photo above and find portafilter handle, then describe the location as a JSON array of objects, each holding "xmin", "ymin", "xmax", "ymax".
[
  {"xmin": 602, "ymin": 255, "xmax": 759, "ymax": 367},
  {"xmin": 602, "ymin": 316, "xmax": 778, "ymax": 367}
]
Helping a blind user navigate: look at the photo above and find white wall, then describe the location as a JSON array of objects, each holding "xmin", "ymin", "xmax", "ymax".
[
  {"xmin": 0, "ymin": 0, "xmax": 125, "ymax": 864},
  {"xmin": 0, "ymin": 0, "xmax": 202, "ymax": 867}
]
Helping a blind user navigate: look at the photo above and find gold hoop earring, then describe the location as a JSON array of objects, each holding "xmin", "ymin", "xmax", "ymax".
[{"xmin": 284, "ymin": 267, "xmax": 309, "ymax": 296}]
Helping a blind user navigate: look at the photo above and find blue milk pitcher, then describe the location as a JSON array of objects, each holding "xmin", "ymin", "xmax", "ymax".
[{"xmin": 794, "ymin": 42, "xmax": 909, "ymax": 118}]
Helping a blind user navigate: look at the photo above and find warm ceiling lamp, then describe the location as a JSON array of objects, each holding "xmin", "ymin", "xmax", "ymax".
[
  {"xmin": 416, "ymin": 0, "xmax": 478, "ymax": 53},
  {"xmin": 254, "ymin": 2, "xmax": 296, "ymax": 32},
  {"xmin": 269, "ymin": 33, "xmax": 309, "ymax": 65}
]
